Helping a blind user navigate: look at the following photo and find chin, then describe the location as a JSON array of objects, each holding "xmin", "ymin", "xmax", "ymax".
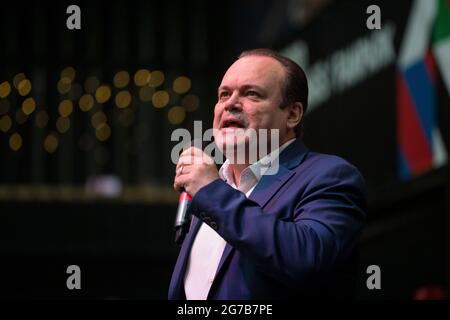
[{"xmin": 214, "ymin": 128, "xmax": 249, "ymax": 159}]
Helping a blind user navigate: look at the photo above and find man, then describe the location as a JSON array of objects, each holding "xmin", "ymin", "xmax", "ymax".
[{"xmin": 169, "ymin": 48, "xmax": 367, "ymax": 299}]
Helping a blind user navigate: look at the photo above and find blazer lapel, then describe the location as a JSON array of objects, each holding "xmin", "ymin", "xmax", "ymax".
[
  {"xmin": 246, "ymin": 138, "xmax": 309, "ymax": 209},
  {"xmin": 248, "ymin": 165, "xmax": 294, "ymax": 208},
  {"xmin": 207, "ymin": 242, "xmax": 235, "ymax": 299},
  {"xmin": 168, "ymin": 216, "xmax": 202, "ymax": 299}
]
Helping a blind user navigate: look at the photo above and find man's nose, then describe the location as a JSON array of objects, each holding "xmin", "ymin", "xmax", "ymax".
[{"xmin": 224, "ymin": 93, "xmax": 242, "ymax": 113}]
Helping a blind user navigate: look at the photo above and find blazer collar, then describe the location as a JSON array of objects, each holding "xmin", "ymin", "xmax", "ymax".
[
  {"xmin": 278, "ymin": 138, "xmax": 309, "ymax": 170},
  {"xmin": 248, "ymin": 138, "xmax": 309, "ymax": 208}
]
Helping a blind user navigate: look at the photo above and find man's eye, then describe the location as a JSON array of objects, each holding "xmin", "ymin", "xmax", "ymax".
[
  {"xmin": 246, "ymin": 90, "xmax": 259, "ymax": 97},
  {"xmin": 219, "ymin": 92, "xmax": 230, "ymax": 99}
]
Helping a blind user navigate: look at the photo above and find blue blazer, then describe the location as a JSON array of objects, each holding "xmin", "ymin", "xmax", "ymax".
[{"xmin": 169, "ymin": 139, "xmax": 367, "ymax": 299}]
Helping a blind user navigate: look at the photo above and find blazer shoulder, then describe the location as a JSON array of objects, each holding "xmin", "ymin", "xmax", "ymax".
[
  {"xmin": 301, "ymin": 151, "xmax": 354, "ymax": 168},
  {"xmin": 298, "ymin": 152, "xmax": 366, "ymax": 186}
]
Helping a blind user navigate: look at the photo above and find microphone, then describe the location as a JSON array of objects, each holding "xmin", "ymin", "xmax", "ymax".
[
  {"xmin": 173, "ymin": 139, "xmax": 205, "ymax": 245},
  {"xmin": 174, "ymin": 188, "xmax": 192, "ymax": 245}
]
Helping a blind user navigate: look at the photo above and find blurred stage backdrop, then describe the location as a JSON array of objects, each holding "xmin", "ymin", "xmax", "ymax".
[{"xmin": 0, "ymin": 0, "xmax": 449, "ymax": 299}]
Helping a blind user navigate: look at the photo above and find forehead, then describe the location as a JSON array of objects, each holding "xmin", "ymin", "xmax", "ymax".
[{"xmin": 220, "ymin": 56, "xmax": 285, "ymax": 89}]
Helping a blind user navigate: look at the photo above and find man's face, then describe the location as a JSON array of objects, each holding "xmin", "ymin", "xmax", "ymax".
[{"xmin": 213, "ymin": 56, "xmax": 291, "ymax": 158}]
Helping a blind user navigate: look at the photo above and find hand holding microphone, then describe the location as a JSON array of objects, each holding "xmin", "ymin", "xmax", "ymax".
[
  {"xmin": 173, "ymin": 144, "xmax": 219, "ymax": 245},
  {"xmin": 174, "ymin": 145, "xmax": 219, "ymax": 197}
]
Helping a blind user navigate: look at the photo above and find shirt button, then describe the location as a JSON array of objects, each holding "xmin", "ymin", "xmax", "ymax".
[{"xmin": 208, "ymin": 277, "xmax": 214, "ymax": 283}]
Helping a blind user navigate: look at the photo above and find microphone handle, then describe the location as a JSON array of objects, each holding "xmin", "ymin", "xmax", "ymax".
[
  {"xmin": 174, "ymin": 190, "xmax": 192, "ymax": 245},
  {"xmin": 174, "ymin": 226, "xmax": 187, "ymax": 246}
]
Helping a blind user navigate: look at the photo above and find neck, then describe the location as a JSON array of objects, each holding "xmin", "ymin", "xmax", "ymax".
[
  {"xmin": 229, "ymin": 163, "xmax": 248, "ymax": 187},
  {"xmin": 227, "ymin": 134, "xmax": 296, "ymax": 186}
]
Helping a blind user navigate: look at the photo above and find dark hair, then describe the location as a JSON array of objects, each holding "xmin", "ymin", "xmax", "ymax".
[{"xmin": 238, "ymin": 48, "xmax": 308, "ymax": 136}]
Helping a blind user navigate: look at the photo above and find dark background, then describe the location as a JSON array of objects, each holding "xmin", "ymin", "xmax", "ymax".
[{"xmin": 0, "ymin": 0, "xmax": 449, "ymax": 299}]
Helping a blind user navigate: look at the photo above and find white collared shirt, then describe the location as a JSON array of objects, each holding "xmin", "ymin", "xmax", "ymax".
[{"xmin": 183, "ymin": 138, "xmax": 295, "ymax": 300}]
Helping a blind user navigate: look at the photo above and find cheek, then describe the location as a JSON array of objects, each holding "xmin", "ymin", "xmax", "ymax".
[
  {"xmin": 213, "ymin": 104, "xmax": 222, "ymax": 128},
  {"xmin": 247, "ymin": 110, "xmax": 273, "ymax": 127},
  {"xmin": 247, "ymin": 108, "xmax": 285, "ymax": 129}
]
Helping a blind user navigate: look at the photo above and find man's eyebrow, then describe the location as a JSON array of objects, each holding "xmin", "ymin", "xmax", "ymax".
[
  {"xmin": 218, "ymin": 84, "xmax": 265, "ymax": 92},
  {"xmin": 218, "ymin": 85, "xmax": 230, "ymax": 93},
  {"xmin": 240, "ymin": 84, "xmax": 264, "ymax": 91}
]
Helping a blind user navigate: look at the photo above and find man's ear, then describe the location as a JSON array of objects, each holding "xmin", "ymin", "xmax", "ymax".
[{"xmin": 286, "ymin": 102, "xmax": 303, "ymax": 130}]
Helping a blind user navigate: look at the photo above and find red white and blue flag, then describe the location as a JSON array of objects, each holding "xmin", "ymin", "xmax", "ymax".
[{"xmin": 397, "ymin": 0, "xmax": 450, "ymax": 180}]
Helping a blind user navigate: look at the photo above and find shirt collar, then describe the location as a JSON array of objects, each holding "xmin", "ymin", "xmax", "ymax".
[{"xmin": 218, "ymin": 138, "xmax": 296, "ymax": 186}]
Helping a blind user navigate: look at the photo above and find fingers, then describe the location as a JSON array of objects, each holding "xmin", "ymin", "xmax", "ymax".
[
  {"xmin": 173, "ymin": 173, "xmax": 187, "ymax": 192},
  {"xmin": 180, "ymin": 146, "xmax": 202, "ymax": 158},
  {"xmin": 175, "ymin": 163, "xmax": 191, "ymax": 177},
  {"xmin": 173, "ymin": 147, "xmax": 217, "ymax": 194},
  {"xmin": 177, "ymin": 154, "xmax": 213, "ymax": 169},
  {"xmin": 178, "ymin": 147, "xmax": 211, "ymax": 164},
  {"xmin": 174, "ymin": 161, "xmax": 192, "ymax": 192}
]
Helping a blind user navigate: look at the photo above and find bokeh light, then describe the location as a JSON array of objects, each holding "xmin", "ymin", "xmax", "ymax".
[
  {"xmin": 17, "ymin": 79, "xmax": 32, "ymax": 96},
  {"xmin": 79, "ymin": 94, "xmax": 95, "ymax": 112},
  {"xmin": 44, "ymin": 133, "xmax": 59, "ymax": 153},
  {"xmin": 173, "ymin": 76, "xmax": 191, "ymax": 94},
  {"xmin": 57, "ymin": 79, "xmax": 72, "ymax": 94},
  {"xmin": 95, "ymin": 85, "xmax": 112, "ymax": 104},
  {"xmin": 115, "ymin": 90, "xmax": 132, "ymax": 108},
  {"xmin": 95, "ymin": 123, "xmax": 111, "ymax": 141},
  {"xmin": 152, "ymin": 90, "xmax": 170, "ymax": 108},
  {"xmin": 0, "ymin": 81, "xmax": 11, "ymax": 98},
  {"xmin": 0, "ymin": 115, "xmax": 12, "ymax": 133},
  {"xmin": 22, "ymin": 97, "xmax": 36, "ymax": 115},
  {"xmin": 168, "ymin": 106, "xmax": 186, "ymax": 125},
  {"xmin": 181, "ymin": 94, "xmax": 199, "ymax": 112},
  {"xmin": 60, "ymin": 67, "xmax": 76, "ymax": 82},
  {"xmin": 139, "ymin": 86, "xmax": 154, "ymax": 102},
  {"xmin": 91, "ymin": 111, "xmax": 107, "ymax": 128},
  {"xmin": 9, "ymin": 132, "xmax": 22, "ymax": 151},
  {"xmin": 56, "ymin": 116, "xmax": 70, "ymax": 133},
  {"xmin": 13, "ymin": 73, "xmax": 26, "ymax": 89},
  {"xmin": 134, "ymin": 69, "xmax": 151, "ymax": 86},
  {"xmin": 113, "ymin": 71, "xmax": 130, "ymax": 88},
  {"xmin": 148, "ymin": 70, "xmax": 164, "ymax": 87},
  {"xmin": 58, "ymin": 100, "xmax": 73, "ymax": 117}
]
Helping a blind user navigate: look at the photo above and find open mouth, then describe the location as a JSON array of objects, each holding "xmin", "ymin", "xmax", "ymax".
[{"xmin": 221, "ymin": 119, "xmax": 246, "ymax": 129}]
